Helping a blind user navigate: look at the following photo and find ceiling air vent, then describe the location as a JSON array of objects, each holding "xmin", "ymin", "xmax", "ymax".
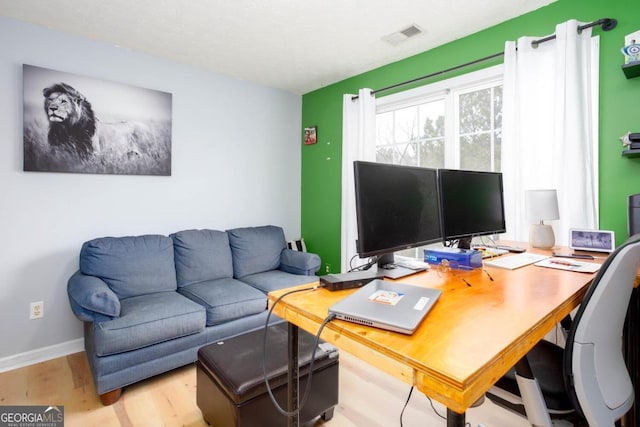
[
  {"xmin": 400, "ymin": 25, "xmax": 423, "ymax": 38},
  {"xmin": 382, "ymin": 24, "xmax": 424, "ymax": 46}
]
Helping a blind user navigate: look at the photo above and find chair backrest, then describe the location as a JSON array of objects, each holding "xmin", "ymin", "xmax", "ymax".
[{"xmin": 564, "ymin": 234, "xmax": 640, "ymax": 426}]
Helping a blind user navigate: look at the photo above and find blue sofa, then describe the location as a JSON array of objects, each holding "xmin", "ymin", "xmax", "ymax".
[{"xmin": 67, "ymin": 225, "xmax": 321, "ymax": 405}]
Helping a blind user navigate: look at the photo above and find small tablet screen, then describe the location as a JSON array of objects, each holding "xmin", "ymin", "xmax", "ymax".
[{"xmin": 569, "ymin": 229, "xmax": 615, "ymax": 253}]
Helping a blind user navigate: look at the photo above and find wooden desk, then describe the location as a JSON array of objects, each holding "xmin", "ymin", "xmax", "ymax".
[{"xmin": 268, "ymin": 246, "xmax": 600, "ymax": 426}]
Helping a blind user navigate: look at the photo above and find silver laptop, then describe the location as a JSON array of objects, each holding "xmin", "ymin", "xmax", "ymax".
[{"xmin": 328, "ymin": 279, "xmax": 441, "ymax": 334}]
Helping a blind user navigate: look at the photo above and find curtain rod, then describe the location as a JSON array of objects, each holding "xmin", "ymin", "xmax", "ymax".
[{"xmin": 352, "ymin": 17, "xmax": 617, "ymax": 100}]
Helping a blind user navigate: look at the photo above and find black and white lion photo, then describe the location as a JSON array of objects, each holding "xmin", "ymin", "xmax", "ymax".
[{"xmin": 23, "ymin": 64, "xmax": 172, "ymax": 176}]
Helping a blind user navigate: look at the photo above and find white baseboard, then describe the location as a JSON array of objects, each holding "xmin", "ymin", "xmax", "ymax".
[{"xmin": 0, "ymin": 338, "xmax": 84, "ymax": 373}]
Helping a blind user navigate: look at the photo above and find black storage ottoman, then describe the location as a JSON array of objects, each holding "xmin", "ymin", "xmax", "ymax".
[{"xmin": 196, "ymin": 322, "xmax": 339, "ymax": 427}]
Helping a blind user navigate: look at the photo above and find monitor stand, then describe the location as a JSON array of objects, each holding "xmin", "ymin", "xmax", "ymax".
[
  {"xmin": 375, "ymin": 264, "xmax": 420, "ymax": 279},
  {"xmin": 375, "ymin": 253, "xmax": 426, "ymax": 279},
  {"xmin": 457, "ymin": 237, "xmax": 473, "ymax": 250}
]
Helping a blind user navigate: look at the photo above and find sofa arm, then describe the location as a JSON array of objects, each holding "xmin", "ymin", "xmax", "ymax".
[
  {"xmin": 67, "ymin": 270, "xmax": 121, "ymax": 322},
  {"xmin": 279, "ymin": 249, "xmax": 321, "ymax": 276}
]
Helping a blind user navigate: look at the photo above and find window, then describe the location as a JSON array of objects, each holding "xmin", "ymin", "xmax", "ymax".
[
  {"xmin": 376, "ymin": 99, "xmax": 446, "ymax": 168},
  {"xmin": 374, "ymin": 65, "xmax": 503, "ymax": 258},
  {"xmin": 458, "ymin": 84, "xmax": 502, "ymax": 171},
  {"xmin": 376, "ymin": 65, "xmax": 503, "ymax": 172}
]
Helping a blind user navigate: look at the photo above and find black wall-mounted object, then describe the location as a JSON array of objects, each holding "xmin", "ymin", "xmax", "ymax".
[
  {"xmin": 622, "ymin": 62, "xmax": 640, "ymax": 79},
  {"xmin": 628, "ymin": 194, "xmax": 640, "ymax": 237}
]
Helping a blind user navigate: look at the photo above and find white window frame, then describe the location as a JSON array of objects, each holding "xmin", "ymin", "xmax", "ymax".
[{"xmin": 375, "ymin": 64, "xmax": 504, "ymax": 170}]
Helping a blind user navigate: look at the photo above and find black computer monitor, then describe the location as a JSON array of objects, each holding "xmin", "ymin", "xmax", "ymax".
[
  {"xmin": 353, "ymin": 161, "xmax": 442, "ymax": 268},
  {"xmin": 438, "ymin": 168, "xmax": 506, "ymax": 249}
]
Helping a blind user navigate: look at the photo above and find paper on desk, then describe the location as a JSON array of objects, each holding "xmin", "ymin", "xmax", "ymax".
[
  {"xmin": 483, "ymin": 252, "xmax": 548, "ymax": 270},
  {"xmin": 534, "ymin": 257, "xmax": 601, "ymax": 273}
]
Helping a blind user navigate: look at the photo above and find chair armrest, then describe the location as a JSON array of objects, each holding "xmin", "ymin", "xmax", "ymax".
[
  {"xmin": 279, "ymin": 249, "xmax": 321, "ymax": 276},
  {"xmin": 67, "ymin": 270, "xmax": 121, "ymax": 322}
]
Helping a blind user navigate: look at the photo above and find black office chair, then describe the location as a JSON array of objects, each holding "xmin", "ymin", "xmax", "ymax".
[{"xmin": 486, "ymin": 234, "xmax": 640, "ymax": 427}]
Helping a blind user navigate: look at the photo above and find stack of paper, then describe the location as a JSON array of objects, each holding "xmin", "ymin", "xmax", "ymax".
[
  {"xmin": 534, "ymin": 257, "xmax": 601, "ymax": 273},
  {"xmin": 483, "ymin": 253, "xmax": 549, "ymax": 270}
]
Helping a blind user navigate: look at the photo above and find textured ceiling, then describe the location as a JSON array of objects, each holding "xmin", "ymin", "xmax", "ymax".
[{"xmin": 0, "ymin": 0, "xmax": 556, "ymax": 94}]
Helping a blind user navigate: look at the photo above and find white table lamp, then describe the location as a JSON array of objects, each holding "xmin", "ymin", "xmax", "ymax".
[{"xmin": 525, "ymin": 189, "xmax": 559, "ymax": 249}]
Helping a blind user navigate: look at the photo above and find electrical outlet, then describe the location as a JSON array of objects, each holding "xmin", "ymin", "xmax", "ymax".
[
  {"xmin": 325, "ymin": 263, "xmax": 331, "ymax": 274},
  {"xmin": 30, "ymin": 301, "xmax": 44, "ymax": 319}
]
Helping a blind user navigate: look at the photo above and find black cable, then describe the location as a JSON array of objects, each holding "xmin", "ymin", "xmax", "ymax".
[
  {"xmin": 426, "ymin": 394, "xmax": 473, "ymax": 427},
  {"xmin": 353, "ymin": 259, "xmax": 377, "ymax": 272},
  {"xmin": 261, "ymin": 285, "xmax": 336, "ymax": 418},
  {"xmin": 348, "ymin": 254, "xmax": 377, "ymax": 272},
  {"xmin": 348, "ymin": 253, "xmax": 359, "ymax": 271},
  {"xmin": 262, "ymin": 286, "xmax": 316, "ymax": 416},
  {"xmin": 400, "ymin": 386, "xmax": 414, "ymax": 427},
  {"xmin": 427, "ymin": 395, "xmax": 447, "ymax": 421},
  {"xmin": 404, "ymin": 386, "xmax": 474, "ymax": 426}
]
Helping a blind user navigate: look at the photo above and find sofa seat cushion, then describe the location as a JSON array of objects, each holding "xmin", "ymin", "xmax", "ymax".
[
  {"xmin": 179, "ymin": 278, "xmax": 267, "ymax": 326},
  {"xmin": 240, "ymin": 270, "xmax": 319, "ymax": 294},
  {"xmin": 227, "ymin": 226, "xmax": 287, "ymax": 278},
  {"xmin": 94, "ymin": 291, "xmax": 206, "ymax": 356},
  {"xmin": 80, "ymin": 235, "xmax": 177, "ymax": 299},
  {"xmin": 171, "ymin": 229, "xmax": 234, "ymax": 288}
]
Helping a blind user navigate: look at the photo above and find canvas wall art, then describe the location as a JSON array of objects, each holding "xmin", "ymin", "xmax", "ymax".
[{"xmin": 23, "ymin": 64, "xmax": 172, "ymax": 176}]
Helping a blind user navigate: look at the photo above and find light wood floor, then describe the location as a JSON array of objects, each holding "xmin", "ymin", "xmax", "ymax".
[{"xmin": 0, "ymin": 350, "xmax": 532, "ymax": 427}]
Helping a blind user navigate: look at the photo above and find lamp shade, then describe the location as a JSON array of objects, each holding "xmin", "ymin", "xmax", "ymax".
[
  {"xmin": 525, "ymin": 189, "xmax": 559, "ymax": 223},
  {"xmin": 525, "ymin": 189, "xmax": 559, "ymax": 249}
]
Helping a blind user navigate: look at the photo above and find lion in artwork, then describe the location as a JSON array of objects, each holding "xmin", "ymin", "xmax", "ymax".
[
  {"xmin": 43, "ymin": 82, "xmax": 97, "ymax": 159},
  {"xmin": 34, "ymin": 82, "xmax": 170, "ymax": 175}
]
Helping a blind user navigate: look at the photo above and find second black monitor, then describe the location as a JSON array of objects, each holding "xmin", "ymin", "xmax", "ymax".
[{"xmin": 438, "ymin": 168, "xmax": 506, "ymax": 249}]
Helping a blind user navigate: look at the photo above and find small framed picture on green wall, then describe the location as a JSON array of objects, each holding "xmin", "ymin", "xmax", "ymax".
[{"xmin": 304, "ymin": 125, "xmax": 317, "ymax": 145}]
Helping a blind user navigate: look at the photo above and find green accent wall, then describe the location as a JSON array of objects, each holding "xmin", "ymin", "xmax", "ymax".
[{"xmin": 302, "ymin": 0, "xmax": 640, "ymax": 273}]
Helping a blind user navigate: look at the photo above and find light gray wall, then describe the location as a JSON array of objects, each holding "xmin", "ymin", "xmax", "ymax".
[{"xmin": 0, "ymin": 17, "xmax": 303, "ymax": 363}]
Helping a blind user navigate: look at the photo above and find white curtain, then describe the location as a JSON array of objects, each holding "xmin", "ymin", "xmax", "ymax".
[
  {"xmin": 341, "ymin": 88, "xmax": 376, "ymax": 272},
  {"xmin": 502, "ymin": 19, "xmax": 600, "ymax": 246}
]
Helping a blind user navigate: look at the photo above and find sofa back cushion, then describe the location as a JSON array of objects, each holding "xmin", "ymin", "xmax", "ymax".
[
  {"xmin": 80, "ymin": 235, "xmax": 177, "ymax": 299},
  {"xmin": 171, "ymin": 229, "xmax": 234, "ymax": 288},
  {"xmin": 227, "ymin": 225, "xmax": 286, "ymax": 278}
]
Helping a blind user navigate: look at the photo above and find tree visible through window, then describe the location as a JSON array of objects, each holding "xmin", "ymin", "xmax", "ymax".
[
  {"xmin": 458, "ymin": 85, "xmax": 502, "ymax": 171},
  {"xmin": 374, "ymin": 66, "xmax": 503, "ymax": 257},
  {"xmin": 376, "ymin": 99, "xmax": 446, "ymax": 168}
]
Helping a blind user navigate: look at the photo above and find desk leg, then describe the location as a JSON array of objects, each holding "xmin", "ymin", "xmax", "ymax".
[
  {"xmin": 446, "ymin": 408, "xmax": 465, "ymax": 427},
  {"xmin": 287, "ymin": 322, "xmax": 300, "ymax": 427}
]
